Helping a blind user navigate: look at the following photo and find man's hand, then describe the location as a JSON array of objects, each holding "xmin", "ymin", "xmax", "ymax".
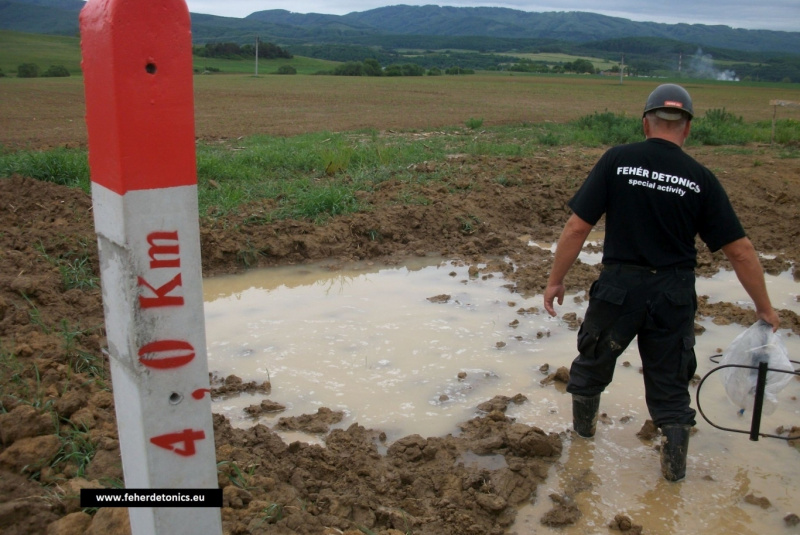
[
  {"xmin": 544, "ymin": 283, "xmax": 565, "ymax": 317},
  {"xmin": 757, "ymin": 308, "xmax": 781, "ymax": 333},
  {"xmin": 542, "ymin": 214, "xmax": 593, "ymax": 318}
]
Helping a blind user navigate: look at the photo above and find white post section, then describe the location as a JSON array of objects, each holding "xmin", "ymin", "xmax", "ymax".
[
  {"xmin": 92, "ymin": 186, "xmax": 221, "ymax": 533},
  {"xmin": 80, "ymin": 1, "xmax": 222, "ymax": 533}
]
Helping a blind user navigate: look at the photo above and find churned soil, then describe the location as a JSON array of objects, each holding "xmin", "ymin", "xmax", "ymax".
[{"xmin": 0, "ymin": 141, "xmax": 799, "ymax": 534}]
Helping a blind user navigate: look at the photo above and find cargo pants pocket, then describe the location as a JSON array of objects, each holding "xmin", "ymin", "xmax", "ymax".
[
  {"xmin": 576, "ymin": 281, "xmax": 627, "ymax": 360},
  {"xmin": 664, "ymin": 288, "xmax": 698, "ymax": 382},
  {"xmin": 679, "ymin": 333, "xmax": 697, "ymax": 382}
]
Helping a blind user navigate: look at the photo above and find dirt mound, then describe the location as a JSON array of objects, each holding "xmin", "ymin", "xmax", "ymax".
[{"xmin": 213, "ymin": 396, "xmax": 561, "ymax": 535}]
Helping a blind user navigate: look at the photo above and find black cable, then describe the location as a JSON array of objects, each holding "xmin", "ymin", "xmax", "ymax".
[
  {"xmin": 695, "ymin": 362, "xmax": 800, "ymax": 441},
  {"xmin": 709, "ymin": 353, "xmax": 800, "ymax": 369}
]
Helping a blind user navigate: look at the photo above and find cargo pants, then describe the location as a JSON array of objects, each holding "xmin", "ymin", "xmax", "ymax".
[{"xmin": 565, "ymin": 264, "xmax": 698, "ymax": 427}]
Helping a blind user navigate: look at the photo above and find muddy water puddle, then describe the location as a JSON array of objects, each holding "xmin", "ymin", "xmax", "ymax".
[{"xmin": 203, "ymin": 258, "xmax": 800, "ymax": 535}]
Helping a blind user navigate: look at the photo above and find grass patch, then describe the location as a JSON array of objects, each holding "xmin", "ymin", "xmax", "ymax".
[
  {"xmin": 568, "ymin": 111, "xmax": 642, "ymax": 146},
  {"xmin": 465, "ymin": 117, "xmax": 484, "ymax": 129},
  {"xmin": 217, "ymin": 460, "xmax": 259, "ymax": 489},
  {"xmin": 765, "ymin": 118, "xmax": 800, "ymax": 146},
  {"xmin": 58, "ymin": 319, "xmax": 105, "ymax": 385},
  {"xmin": 281, "ymin": 179, "xmax": 364, "ymax": 222},
  {"xmin": 2, "ymin": 114, "xmax": 799, "ymax": 225},
  {"xmin": 35, "ymin": 240, "xmax": 99, "ymax": 291},
  {"xmin": 196, "ymin": 130, "xmax": 448, "ymax": 219},
  {"xmin": 0, "ymin": 147, "xmax": 90, "ymax": 192},
  {"xmin": 50, "ymin": 423, "xmax": 97, "ymax": 479},
  {"xmin": 777, "ymin": 146, "xmax": 800, "ymax": 159},
  {"xmin": 689, "ymin": 108, "xmax": 751, "ymax": 145},
  {"xmin": 196, "ymin": 112, "xmax": 800, "ymax": 225},
  {"xmin": 0, "ymin": 343, "xmax": 31, "ymax": 411},
  {"xmin": 58, "ymin": 254, "xmax": 99, "ymax": 290}
]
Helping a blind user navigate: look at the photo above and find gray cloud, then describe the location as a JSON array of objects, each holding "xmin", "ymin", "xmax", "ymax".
[{"xmin": 186, "ymin": 1, "xmax": 800, "ymax": 31}]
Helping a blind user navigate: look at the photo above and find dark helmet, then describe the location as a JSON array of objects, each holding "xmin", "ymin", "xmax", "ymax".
[{"xmin": 643, "ymin": 84, "xmax": 694, "ymax": 120}]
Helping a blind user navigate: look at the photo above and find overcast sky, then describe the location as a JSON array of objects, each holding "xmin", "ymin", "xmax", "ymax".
[{"xmin": 184, "ymin": 1, "xmax": 799, "ymax": 32}]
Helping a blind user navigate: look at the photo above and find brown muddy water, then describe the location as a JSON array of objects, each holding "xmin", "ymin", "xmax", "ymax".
[{"xmin": 202, "ymin": 257, "xmax": 800, "ymax": 535}]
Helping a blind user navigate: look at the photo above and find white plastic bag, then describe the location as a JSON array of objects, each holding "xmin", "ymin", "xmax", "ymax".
[{"xmin": 720, "ymin": 320, "xmax": 793, "ymax": 416}]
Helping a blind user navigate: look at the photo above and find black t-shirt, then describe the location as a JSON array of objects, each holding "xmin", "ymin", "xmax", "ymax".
[{"xmin": 568, "ymin": 138, "xmax": 745, "ymax": 269}]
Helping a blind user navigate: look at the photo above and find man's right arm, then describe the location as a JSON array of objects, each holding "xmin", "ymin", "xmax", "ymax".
[
  {"xmin": 720, "ymin": 237, "xmax": 780, "ymax": 331},
  {"xmin": 544, "ymin": 213, "xmax": 594, "ymax": 317}
]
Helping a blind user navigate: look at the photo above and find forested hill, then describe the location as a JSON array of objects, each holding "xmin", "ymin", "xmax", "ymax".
[
  {"xmin": 252, "ymin": 6, "xmax": 800, "ymax": 54},
  {"xmin": 2, "ymin": 0, "xmax": 800, "ymax": 55}
]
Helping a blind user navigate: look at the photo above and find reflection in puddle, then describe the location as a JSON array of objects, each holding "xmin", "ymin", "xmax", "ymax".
[
  {"xmin": 203, "ymin": 258, "xmax": 559, "ymax": 441},
  {"xmin": 203, "ymin": 258, "xmax": 800, "ymax": 535}
]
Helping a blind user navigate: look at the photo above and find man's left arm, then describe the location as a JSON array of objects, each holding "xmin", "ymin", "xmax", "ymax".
[{"xmin": 720, "ymin": 237, "xmax": 780, "ymax": 331}]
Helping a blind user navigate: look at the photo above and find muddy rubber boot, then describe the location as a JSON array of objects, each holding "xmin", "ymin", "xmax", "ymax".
[
  {"xmin": 660, "ymin": 424, "xmax": 691, "ymax": 482},
  {"xmin": 572, "ymin": 394, "xmax": 601, "ymax": 438}
]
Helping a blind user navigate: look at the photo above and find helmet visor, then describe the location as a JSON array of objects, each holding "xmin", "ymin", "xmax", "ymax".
[{"xmin": 654, "ymin": 109, "xmax": 688, "ymax": 121}]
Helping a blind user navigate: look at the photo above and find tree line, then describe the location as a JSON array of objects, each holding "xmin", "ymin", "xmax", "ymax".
[
  {"xmin": 193, "ymin": 41, "xmax": 292, "ymax": 60},
  {"xmin": 330, "ymin": 59, "xmax": 475, "ymax": 76},
  {"xmin": 13, "ymin": 64, "xmax": 70, "ymax": 78}
]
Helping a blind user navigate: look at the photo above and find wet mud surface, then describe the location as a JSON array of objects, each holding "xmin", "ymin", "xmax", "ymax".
[{"xmin": 1, "ymin": 144, "xmax": 799, "ymax": 534}]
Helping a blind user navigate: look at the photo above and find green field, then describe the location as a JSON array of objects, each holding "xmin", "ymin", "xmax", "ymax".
[
  {"xmin": 192, "ymin": 55, "xmax": 338, "ymax": 76},
  {"xmin": 395, "ymin": 49, "xmax": 619, "ymax": 71},
  {"xmin": 0, "ymin": 30, "xmax": 82, "ymax": 75},
  {"xmin": 505, "ymin": 52, "xmax": 618, "ymax": 70},
  {"xmin": 0, "ymin": 30, "xmax": 338, "ymax": 76}
]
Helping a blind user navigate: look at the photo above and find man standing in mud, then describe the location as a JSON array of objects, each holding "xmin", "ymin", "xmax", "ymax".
[{"xmin": 543, "ymin": 83, "xmax": 781, "ymax": 482}]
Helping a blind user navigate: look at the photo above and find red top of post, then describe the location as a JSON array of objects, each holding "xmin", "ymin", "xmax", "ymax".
[{"xmin": 81, "ymin": 0, "xmax": 197, "ymax": 195}]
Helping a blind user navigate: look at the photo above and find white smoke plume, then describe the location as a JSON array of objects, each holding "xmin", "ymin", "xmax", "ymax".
[{"xmin": 687, "ymin": 48, "xmax": 739, "ymax": 81}]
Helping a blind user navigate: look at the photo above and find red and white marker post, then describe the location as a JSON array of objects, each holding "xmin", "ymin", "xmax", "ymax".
[{"xmin": 80, "ymin": 1, "xmax": 222, "ymax": 533}]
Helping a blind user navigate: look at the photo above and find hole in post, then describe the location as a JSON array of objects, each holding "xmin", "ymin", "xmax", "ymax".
[
  {"xmin": 145, "ymin": 63, "xmax": 157, "ymax": 74},
  {"xmin": 169, "ymin": 392, "xmax": 183, "ymax": 405}
]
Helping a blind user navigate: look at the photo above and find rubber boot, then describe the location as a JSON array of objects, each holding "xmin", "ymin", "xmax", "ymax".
[
  {"xmin": 660, "ymin": 424, "xmax": 691, "ymax": 482},
  {"xmin": 572, "ymin": 394, "xmax": 601, "ymax": 438}
]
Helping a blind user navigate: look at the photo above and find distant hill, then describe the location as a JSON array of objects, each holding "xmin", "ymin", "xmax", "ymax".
[
  {"xmin": 2, "ymin": 0, "xmax": 799, "ymax": 55},
  {"xmin": 0, "ymin": 0, "xmax": 83, "ymax": 36},
  {"xmin": 2, "ymin": 0, "xmax": 799, "ymax": 82},
  {"xmin": 335, "ymin": 6, "xmax": 800, "ymax": 53}
]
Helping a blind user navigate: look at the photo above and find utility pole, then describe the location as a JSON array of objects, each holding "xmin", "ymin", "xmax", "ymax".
[
  {"xmin": 255, "ymin": 36, "xmax": 259, "ymax": 77},
  {"xmin": 620, "ymin": 54, "xmax": 624, "ymax": 85}
]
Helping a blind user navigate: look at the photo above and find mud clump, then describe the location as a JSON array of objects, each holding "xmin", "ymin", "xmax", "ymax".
[
  {"xmin": 211, "ymin": 374, "xmax": 272, "ymax": 399},
  {"xmin": 273, "ymin": 407, "xmax": 345, "ymax": 434},
  {"xmin": 744, "ymin": 493, "xmax": 771, "ymax": 509},
  {"xmin": 476, "ymin": 394, "xmax": 528, "ymax": 414},
  {"xmin": 540, "ymin": 366, "xmax": 570, "ymax": 386},
  {"xmin": 540, "ymin": 493, "xmax": 581, "ymax": 526},
  {"xmin": 636, "ymin": 420, "xmax": 660, "ymax": 441},
  {"xmin": 244, "ymin": 400, "xmax": 287, "ymax": 417},
  {"xmin": 609, "ymin": 513, "xmax": 644, "ymax": 533},
  {"xmin": 213, "ymin": 397, "xmax": 561, "ymax": 535}
]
